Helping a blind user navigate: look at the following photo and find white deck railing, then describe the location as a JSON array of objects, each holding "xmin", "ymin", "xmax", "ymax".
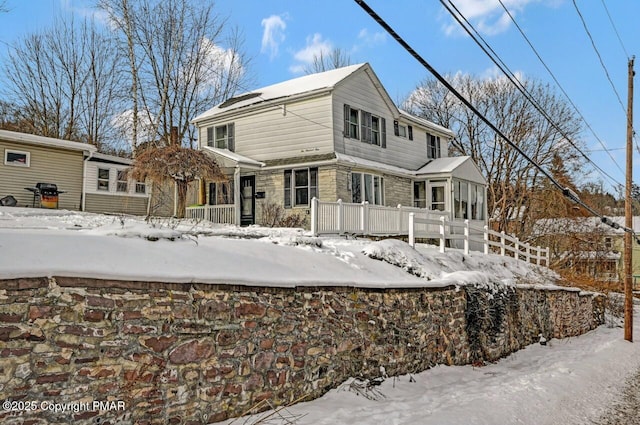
[
  {"xmin": 185, "ymin": 204, "xmax": 236, "ymax": 224},
  {"xmin": 408, "ymin": 214, "xmax": 549, "ymax": 266},
  {"xmin": 310, "ymin": 198, "xmax": 449, "ymax": 236}
]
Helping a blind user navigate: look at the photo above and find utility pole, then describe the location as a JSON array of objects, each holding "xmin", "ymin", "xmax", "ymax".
[{"xmin": 625, "ymin": 56, "xmax": 635, "ymax": 342}]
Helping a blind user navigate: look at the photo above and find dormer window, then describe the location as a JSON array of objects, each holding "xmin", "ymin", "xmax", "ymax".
[{"xmin": 206, "ymin": 123, "xmax": 235, "ymax": 151}]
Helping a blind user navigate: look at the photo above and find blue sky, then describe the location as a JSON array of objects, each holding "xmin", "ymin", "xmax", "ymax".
[{"xmin": 0, "ymin": 0, "xmax": 638, "ymax": 194}]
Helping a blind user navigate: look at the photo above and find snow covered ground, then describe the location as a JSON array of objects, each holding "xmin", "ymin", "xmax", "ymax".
[{"xmin": 0, "ymin": 206, "xmax": 638, "ymax": 425}]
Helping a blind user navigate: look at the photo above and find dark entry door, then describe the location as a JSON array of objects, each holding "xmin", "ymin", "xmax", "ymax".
[{"xmin": 240, "ymin": 176, "xmax": 255, "ymax": 226}]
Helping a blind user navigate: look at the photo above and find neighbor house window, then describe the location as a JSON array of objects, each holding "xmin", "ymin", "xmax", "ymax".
[
  {"xmin": 4, "ymin": 149, "xmax": 30, "ymax": 167},
  {"xmin": 116, "ymin": 170, "xmax": 128, "ymax": 192},
  {"xmin": 206, "ymin": 123, "xmax": 235, "ymax": 151},
  {"xmin": 351, "ymin": 172, "xmax": 384, "ymax": 205},
  {"xmin": 427, "ymin": 134, "xmax": 441, "ymax": 159},
  {"xmin": 284, "ymin": 168, "xmax": 318, "ymax": 208},
  {"xmin": 98, "ymin": 168, "xmax": 110, "ymax": 191},
  {"xmin": 135, "ymin": 182, "xmax": 146, "ymax": 194}
]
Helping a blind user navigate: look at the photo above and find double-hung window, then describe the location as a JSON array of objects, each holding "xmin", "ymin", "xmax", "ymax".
[
  {"xmin": 98, "ymin": 168, "xmax": 110, "ymax": 191},
  {"xmin": 135, "ymin": 182, "xmax": 146, "ymax": 194},
  {"xmin": 344, "ymin": 104, "xmax": 387, "ymax": 147},
  {"xmin": 206, "ymin": 123, "xmax": 235, "ymax": 151},
  {"xmin": 116, "ymin": 170, "xmax": 128, "ymax": 192},
  {"xmin": 351, "ymin": 172, "xmax": 384, "ymax": 205},
  {"xmin": 427, "ymin": 133, "xmax": 441, "ymax": 159},
  {"xmin": 393, "ymin": 121, "xmax": 413, "ymax": 140},
  {"xmin": 284, "ymin": 168, "xmax": 318, "ymax": 208},
  {"xmin": 209, "ymin": 182, "xmax": 234, "ymax": 205},
  {"xmin": 344, "ymin": 105, "xmax": 360, "ymax": 139}
]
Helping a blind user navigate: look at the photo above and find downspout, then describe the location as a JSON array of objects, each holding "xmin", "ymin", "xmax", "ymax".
[
  {"xmin": 234, "ymin": 166, "xmax": 241, "ymax": 225},
  {"xmin": 81, "ymin": 150, "xmax": 94, "ymax": 212}
]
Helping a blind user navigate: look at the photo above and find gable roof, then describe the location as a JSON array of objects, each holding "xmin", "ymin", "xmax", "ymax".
[
  {"xmin": 0, "ymin": 129, "xmax": 97, "ymax": 154},
  {"xmin": 193, "ymin": 63, "xmax": 367, "ymax": 123},
  {"xmin": 415, "ymin": 156, "xmax": 486, "ymax": 183}
]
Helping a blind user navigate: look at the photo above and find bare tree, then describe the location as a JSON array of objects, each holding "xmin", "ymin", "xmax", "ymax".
[
  {"xmin": 98, "ymin": 0, "xmax": 250, "ymax": 149},
  {"xmin": 304, "ymin": 47, "xmax": 351, "ymax": 74},
  {"xmin": 132, "ymin": 143, "xmax": 225, "ymax": 218},
  {"xmin": 405, "ymin": 73, "xmax": 583, "ymax": 237},
  {"xmin": 2, "ymin": 17, "xmax": 123, "ymax": 150}
]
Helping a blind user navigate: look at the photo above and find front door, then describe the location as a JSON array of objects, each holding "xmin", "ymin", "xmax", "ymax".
[{"xmin": 240, "ymin": 176, "xmax": 255, "ymax": 226}]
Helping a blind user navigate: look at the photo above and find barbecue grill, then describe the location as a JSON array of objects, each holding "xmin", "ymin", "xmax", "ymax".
[{"xmin": 24, "ymin": 183, "xmax": 66, "ymax": 208}]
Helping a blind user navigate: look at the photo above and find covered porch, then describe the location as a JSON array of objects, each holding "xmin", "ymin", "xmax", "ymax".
[{"xmin": 185, "ymin": 146, "xmax": 264, "ymax": 225}]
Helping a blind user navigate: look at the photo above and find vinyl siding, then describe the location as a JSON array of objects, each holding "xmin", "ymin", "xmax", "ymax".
[
  {"xmin": 332, "ymin": 68, "xmax": 450, "ymax": 170},
  {"xmin": 0, "ymin": 140, "xmax": 85, "ymax": 210},
  {"xmin": 199, "ymin": 96, "xmax": 334, "ymax": 162},
  {"xmin": 84, "ymin": 193, "xmax": 148, "ymax": 216}
]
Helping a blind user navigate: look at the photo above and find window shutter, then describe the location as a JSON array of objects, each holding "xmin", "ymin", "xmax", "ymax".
[
  {"xmin": 206, "ymin": 127, "xmax": 213, "ymax": 146},
  {"xmin": 227, "ymin": 123, "xmax": 235, "ymax": 151},
  {"xmin": 408, "ymin": 125, "xmax": 413, "ymax": 140},
  {"xmin": 284, "ymin": 170, "xmax": 292, "ymax": 208},
  {"xmin": 343, "ymin": 104, "xmax": 350, "ymax": 137},
  {"xmin": 381, "ymin": 118, "xmax": 387, "ymax": 148},
  {"xmin": 393, "ymin": 120, "xmax": 399, "ymax": 136},
  {"xmin": 436, "ymin": 136, "xmax": 441, "ymax": 158}
]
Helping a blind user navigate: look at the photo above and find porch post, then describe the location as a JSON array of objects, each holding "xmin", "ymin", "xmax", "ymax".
[{"xmin": 234, "ymin": 166, "xmax": 241, "ymax": 225}]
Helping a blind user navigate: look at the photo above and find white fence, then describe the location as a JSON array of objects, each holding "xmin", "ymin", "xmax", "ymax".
[
  {"xmin": 310, "ymin": 198, "xmax": 449, "ymax": 236},
  {"xmin": 408, "ymin": 214, "xmax": 549, "ymax": 266},
  {"xmin": 185, "ymin": 204, "xmax": 236, "ymax": 224},
  {"xmin": 310, "ymin": 198, "xmax": 549, "ymax": 266}
]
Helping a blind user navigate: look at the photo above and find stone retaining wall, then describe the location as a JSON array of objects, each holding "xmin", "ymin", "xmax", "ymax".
[{"xmin": 0, "ymin": 277, "xmax": 604, "ymax": 424}]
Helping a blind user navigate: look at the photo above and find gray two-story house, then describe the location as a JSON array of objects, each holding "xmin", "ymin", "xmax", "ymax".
[{"xmin": 191, "ymin": 63, "xmax": 486, "ymax": 229}]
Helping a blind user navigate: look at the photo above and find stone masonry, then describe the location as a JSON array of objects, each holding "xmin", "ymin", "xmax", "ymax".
[{"xmin": 0, "ymin": 277, "xmax": 604, "ymax": 424}]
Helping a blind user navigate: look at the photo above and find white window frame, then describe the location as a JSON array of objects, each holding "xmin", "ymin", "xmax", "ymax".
[
  {"xmin": 351, "ymin": 172, "xmax": 384, "ymax": 205},
  {"xmin": 4, "ymin": 149, "xmax": 30, "ymax": 167},
  {"xmin": 135, "ymin": 182, "xmax": 146, "ymax": 194},
  {"xmin": 429, "ymin": 180, "xmax": 447, "ymax": 212},
  {"xmin": 97, "ymin": 168, "xmax": 110, "ymax": 191},
  {"xmin": 206, "ymin": 123, "xmax": 235, "ymax": 150},
  {"xmin": 284, "ymin": 168, "xmax": 318, "ymax": 208},
  {"xmin": 116, "ymin": 170, "xmax": 128, "ymax": 193},
  {"xmin": 427, "ymin": 133, "xmax": 441, "ymax": 159}
]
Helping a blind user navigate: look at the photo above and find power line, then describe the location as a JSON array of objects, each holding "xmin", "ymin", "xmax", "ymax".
[
  {"xmin": 572, "ymin": 0, "xmax": 627, "ymax": 116},
  {"xmin": 496, "ymin": 0, "xmax": 626, "ymax": 180},
  {"xmin": 441, "ymin": 0, "xmax": 623, "ymax": 190},
  {"xmin": 600, "ymin": 0, "xmax": 630, "ymax": 59},
  {"xmin": 353, "ymin": 0, "xmax": 639, "ymax": 238}
]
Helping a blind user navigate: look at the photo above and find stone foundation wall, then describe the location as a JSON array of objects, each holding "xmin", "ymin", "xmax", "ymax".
[{"xmin": 0, "ymin": 277, "xmax": 604, "ymax": 424}]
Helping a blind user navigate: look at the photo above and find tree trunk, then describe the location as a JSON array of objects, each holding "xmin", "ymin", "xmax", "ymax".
[{"xmin": 176, "ymin": 180, "xmax": 188, "ymax": 218}]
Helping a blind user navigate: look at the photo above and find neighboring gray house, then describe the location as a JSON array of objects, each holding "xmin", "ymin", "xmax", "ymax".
[
  {"xmin": 0, "ymin": 129, "xmax": 96, "ymax": 210},
  {"xmin": 83, "ymin": 152, "xmax": 150, "ymax": 216},
  {"xmin": 190, "ymin": 63, "xmax": 487, "ymax": 228}
]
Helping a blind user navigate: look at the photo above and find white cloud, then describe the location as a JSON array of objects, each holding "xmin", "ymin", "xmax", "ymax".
[
  {"xmin": 289, "ymin": 33, "xmax": 333, "ymax": 74},
  {"xmin": 261, "ymin": 14, "xmax": 287, "ymax": 60},
  {"xmin": 357, "ymin": 28, "xmax": 386, "ymax": 46},
  {"xmin": 442, "ymin": 0, "xmax": 541, "ymax": 36}
]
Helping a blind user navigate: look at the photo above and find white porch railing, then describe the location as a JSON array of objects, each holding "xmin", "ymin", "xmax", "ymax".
[
  {"xmin": 310, "ymin": 197, "xmax": 449, "ymax": 236},
  {"xmin": 185, "ymin": 204, "xmax": 236, "ymax": 224},
  {"xmin": 408, "ymin": 214, "xmax": 550, "ymax": 266}
]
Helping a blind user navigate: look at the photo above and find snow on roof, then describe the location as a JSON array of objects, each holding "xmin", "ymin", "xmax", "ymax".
[
  {"xmin": 90, "ymin": 152, "xmax": 133, "ymax": 165},
  {"xmin": 202, "ymin": 145, "xmax": 265, "ymax": 169},
  {"xmin": 414, "ymin": 156, "xmax": 470, "ymax": 174},
  {"xmin": 193, "ymin": 63, "xmax": 367, "ymax": 123},
  {"xmin": 0, "ymin": 129, "xmax": 97, "ymax": 153},
  {"xmin": 398, "ymin": 110, "xmax": 454, "ymax": 137}
]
